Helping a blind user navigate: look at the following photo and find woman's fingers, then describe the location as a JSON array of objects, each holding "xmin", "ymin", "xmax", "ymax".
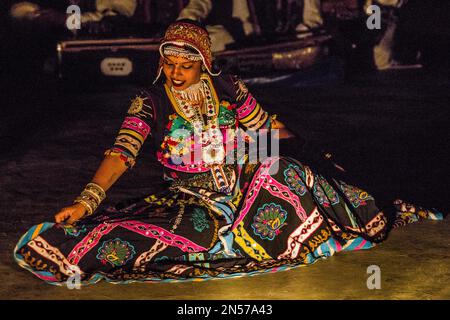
[
  {"xmin": 54, "ymin": 203, "xmax": 87, "ymax": 225},
  {"xmin": 66, "ymin": 210, "xmax": 84, "ymax": 225},
  {"xmin": 54, "ymin": 208, "xmax": 71, "ymax": 223}
]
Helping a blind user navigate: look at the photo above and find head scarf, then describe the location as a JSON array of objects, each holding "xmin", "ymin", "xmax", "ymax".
[{"xmin": 154, "ymin": 20, "xmax": 220, "ymax": 83}]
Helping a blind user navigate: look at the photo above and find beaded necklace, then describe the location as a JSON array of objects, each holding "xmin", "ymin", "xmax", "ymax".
[{"xmin": 170, "ymin": 78, "xmax": 225, "ymax": 165}]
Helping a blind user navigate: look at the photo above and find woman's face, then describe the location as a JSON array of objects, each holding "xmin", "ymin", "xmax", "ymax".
[{"xmin": 162, "ymin": 55, "xmax": 202, "ymax": 90}]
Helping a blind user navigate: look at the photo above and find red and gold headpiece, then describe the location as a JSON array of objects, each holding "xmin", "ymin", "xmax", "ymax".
[{"xmin": 154, "ymin": 20, "xmax": 220, "ymax": 83}]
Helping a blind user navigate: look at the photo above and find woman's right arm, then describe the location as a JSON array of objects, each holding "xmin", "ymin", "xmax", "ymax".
[
  {"xmin": 54, "ymin": 154, "xmax": 129, "ymax": 224},
  {"xmin": 55, "ymin": 91, "xmax": 157, "ymax": 225}
]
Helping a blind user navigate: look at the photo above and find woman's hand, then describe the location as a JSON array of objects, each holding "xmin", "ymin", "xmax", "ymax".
[
  {"xmin": 52, "ymin": 155, "xmax": 127, "ymax": 225},
  {"xmin": 272, "ymin": 119, "xmax": 295, "ymax": 139},
  {"xmin": 54, "ymin": 203, "xmax": 87, "ymax": 225}
]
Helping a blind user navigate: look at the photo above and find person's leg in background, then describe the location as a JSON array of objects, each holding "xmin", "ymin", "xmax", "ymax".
[
  {"xmin": 296, "ymin": 0, "xmax": 324, "ymax": 36},
  {"xmin": 205, "ymin": 25, "xmax": 235, "ymax": 52},
  {"xmin": 372, "ymin": 5, "xmax": 398, "ymax": 70},
  {"xmin": 178, "ymin": 0, "xmax": 232, "ymax": 52},
  {"xmin": 303, "ymin": 0, "xmax": 324, "ymax": 28},
  {"xmin": 178, "ymin": 0, "xmax": 253, "ymax": 53},
  {"xmin": 370, "ymin": 0, "xmax": 422, "ymax": 70}
]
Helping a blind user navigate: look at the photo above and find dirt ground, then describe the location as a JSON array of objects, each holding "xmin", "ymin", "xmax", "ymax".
[{"xmin": 1, "ymin": 69, "xmax": 449, "ymax": 299}]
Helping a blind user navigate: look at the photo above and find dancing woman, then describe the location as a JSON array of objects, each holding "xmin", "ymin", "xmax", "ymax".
[{"xmin": 14, "ymin": 19, "xmax": 443, "ymax": 285}]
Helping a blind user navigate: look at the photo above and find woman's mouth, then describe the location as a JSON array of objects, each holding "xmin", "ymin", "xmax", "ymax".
[{"xmin": 172, "ymin": 79, "xmax": 185, "ymax": 88}]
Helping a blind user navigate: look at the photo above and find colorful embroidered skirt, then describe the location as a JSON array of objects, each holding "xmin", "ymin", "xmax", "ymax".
[{"xmin": 14, "ymin": 157, "xmax": 443, "ymax": 285}]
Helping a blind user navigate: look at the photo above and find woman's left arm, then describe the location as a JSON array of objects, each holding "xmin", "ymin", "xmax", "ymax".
[
  {"xmin": 271, "ymin": 117, "xmax": 295, "ymax": 140},
  {"xmin": 230, "ymin": 76, "xmax": 295, "ymax": 139}
]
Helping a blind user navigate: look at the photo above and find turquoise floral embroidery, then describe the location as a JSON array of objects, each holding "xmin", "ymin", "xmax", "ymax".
[
  {"xmin": 96, "ymin": 238, "xmax": 136, "ymax": 267},
  {"xmin": 252, "ymin": 203, "xmax": 288, "ymax": 241},
  {"xmin": 284, "ymin": 164, "xmax": 307, "ymax": 196},
  {"xmin": 62, "ymin": 224, "xmax": 87, "ymax": 237},
  {"xmin": 313, "ymin": 176, "xmax": 339, "ymax": 207},
  {"xmin": 190, "ymin": 208, "xmax": 210, "ymax": 232},
  {"xmin": 339, "ymin": 182, "xmax": 374, "ymax": 208}
]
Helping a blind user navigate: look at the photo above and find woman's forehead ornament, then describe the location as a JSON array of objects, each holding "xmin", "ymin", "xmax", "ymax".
[{"xmin": 162, "ymin": 44, "xmax": 202, "ymax": 62}]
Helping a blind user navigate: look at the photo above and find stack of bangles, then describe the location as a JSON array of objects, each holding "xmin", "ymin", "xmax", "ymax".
[{"xmin": 73, "ymin": 183, "xmax": 106, "ymax": 216}]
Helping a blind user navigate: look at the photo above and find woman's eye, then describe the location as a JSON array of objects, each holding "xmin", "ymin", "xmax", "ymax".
[{"xmin": 183, "ymin": 66, "xmax": 192, "ymax": 70}]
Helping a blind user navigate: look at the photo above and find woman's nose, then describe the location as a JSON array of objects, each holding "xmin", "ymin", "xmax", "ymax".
[{"xmin": 172, "ymin": 66, "xmax": 182, "ymax": 77}]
